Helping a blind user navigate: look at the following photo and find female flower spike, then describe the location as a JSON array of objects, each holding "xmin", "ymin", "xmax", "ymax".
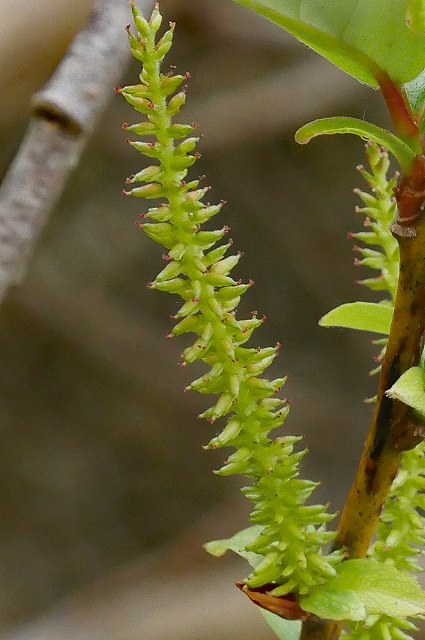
[{"xmin": 119, "ymin": 2, "xmax": 342, "ymax": 600}]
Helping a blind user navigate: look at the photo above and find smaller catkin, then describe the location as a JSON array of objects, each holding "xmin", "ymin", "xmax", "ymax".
[
  {"xmin": 119, "ymin": 3, "xmax": 342, "ymax": 595},
  {"xmin": 352, "ymin": 143, "xmax": 399, "ymax": 300},
  {"xmin": 351, "ymin": 143, "xmax": 399, "ymax": 379}
]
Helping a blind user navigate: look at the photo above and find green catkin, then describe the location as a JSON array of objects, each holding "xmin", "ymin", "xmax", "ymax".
[
  {"xmin": 344, "ymin": 144, "xmax": 425, "ymax": 640},
  {"xmin": 352, "ymin": 143, "xmax": 399, "ymax": 301},
  {"xmin": 120, "ymin": 3, "xmax": 342, "ymax": 596},
  {"xmin": 351, "ymin": 143, "xmax": 399, "ymax": 380}
]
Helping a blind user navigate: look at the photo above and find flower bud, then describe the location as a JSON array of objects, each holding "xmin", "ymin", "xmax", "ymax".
[
  {"xmin": 155, "ymin": 27, "xmax": 174, "ymax": 58},
  {"xmin": 172, "ymin": 316, "xmax": 202, "ymax": 336},
  {"xmin": 160, "ymin": 74, "xmax": 185, "ymax": 97},
  {"xmin": 131, "ymin": 4, "xmax": 151, "ymax": 38},
  {"xmin": 170, "ymin": 155, "xmax": 197, "ymax": 171},
  {"xmin": 210, "ymin": 254, "xmax": 241, "ymax": 276},
  {"xmin": 175, "ymin": 137, "xmax": 199, "ymax": 155},
  {"xmin": 194, "ymin": 203, "xmax": 224, "ymax": 224},
  {"xmin": 149, "ymin": 6, "xmax": 163, "ymax": 33},
  {"xmin": 206, "ymin": 420, "xmax": 242, "ymax": 449},
  {"xmin": 203, "ymin": 244, "xmax": 229, "ymax": 267},
  {"xmin": 120, "ymin": 83, "xmax": 149, "ymax": 97},
  {"xmin": 125, "ymin": 182, "xmax": 163, "ymax": 198},
  {"xmin": 196, "ymin": 228, "xmax": 227, "ymax": 248},
  {"xmin": 167, "ymin": 91, "xmax": 186, "ymax": 116},
  {"xmin": 152, "ymin": 277, "xmax": 187, "ymax": 294},
  {"xmin": 124, "ymin": 121, "xmax": 157, "ymax": 136},
  {"xmin": 216, "ymin": 283, "xmax": 250, "ymax": 301},
  {"xmin": 142, "ymin": 222, "xmax": 174, "ymax": 246},
  {"xmin": 174, "ymin": 298, "xmax": 200, "ymax": 319},
  {"xmin": 168, "ymin": 243, "xmax": 186, "ymax": 260},
  {"xmin": 200, "ymin": 393, "xmax": 235, "ymax": 420},
  {"xmin": 154, "ymin": 260, "xmax": 182, "ymax": 283},
  {"xmin": 129, "ymin": 140, "xmax": 161, "ymax": 158},
  {"xmin": 167, "ymin": 124, "xmax": 194, "ymax": 140},
  {"xmin": 144, "ymin": 205, "xmax": 171, "ymax": 222},
  {"xmin": 127, "ymin": 35, "xmax": 149, "ymax": 63},
  {"xmin": 126, "ymin": 165, "xmax": 162, "ymax": 184}
]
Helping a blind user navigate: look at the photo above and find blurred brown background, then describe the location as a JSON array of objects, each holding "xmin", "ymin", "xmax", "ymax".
[{"xmin": 0, "ymin": 1, "xmax": 399, "ymax": 639}]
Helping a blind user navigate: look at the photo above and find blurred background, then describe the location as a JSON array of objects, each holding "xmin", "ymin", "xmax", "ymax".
[{"xmin": 0, "ymin": 1, "xmax": 400, "ymax": 639}]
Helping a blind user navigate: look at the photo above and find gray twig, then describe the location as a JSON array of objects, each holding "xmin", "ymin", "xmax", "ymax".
[{"xmin": 0, "ymin": 0, "xmax": 154, "ymax": 300}]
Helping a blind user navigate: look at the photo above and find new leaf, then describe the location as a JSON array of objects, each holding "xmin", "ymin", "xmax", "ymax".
[
  {"xmin": 300, "ymin": 559, "xmax": 425, "ymax": 621},
  {"xmin": 232, "ymin": 0, "xmax": 425, "ymax": 86}
]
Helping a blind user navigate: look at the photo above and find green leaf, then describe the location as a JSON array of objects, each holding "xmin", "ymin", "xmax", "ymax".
[
  {"xmin": 319, "ymin": 302, "xmax": 393, "ymax": 335},
  {"xmin": 232, "ymin": 0, "xmax": 425, "ymax": 86},
  {"xmin": 295, "ymin": 117, "xmax": 416, "ymax": 173},
  {"xmin": 386, "ymin": 366, "xmax": 425, "ymax": 418},
  {"xmin": 300, "ymin": 559, "xmax": 425, "ymax": 621},
  {"xmin": 204, "ymin": 525, "xmax": 264, "ymax": 567},
  {"xmin": 301, "ymin": 588, "xmax": 366, "ymax": 622},
  {"xmin": 261, "ymin": 610, "xmax": 301, "ymax": 640},
  {"xmin": 404, "ymin": 67, "xmax": 425, "ymax": 121}
]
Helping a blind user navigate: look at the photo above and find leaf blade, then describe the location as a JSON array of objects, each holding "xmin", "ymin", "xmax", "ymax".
[
  {"xmin": 295, "ymin": 117, "xmax": 416, "ymax": 172},
  {"xmin": 319, "ymin": 302, "xmax": 393, "ymax": 335},
  {"xmin": 386, "ymin": 366, "xmax": 425, "ymax": 418},
  {"xmin": 204, "ymin": 525, "xmax": 264, "ymax": 567},
  {"xmin": 404, "ymin": 67, "xmax": 425, "ymax": 119},
  {"xmin": 232, "ymin": 0, "xmax": 425, "ymax": 86},
  {"xmin": 300, "ymin": 559, "xmax": 425, "ymax": 621}
]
